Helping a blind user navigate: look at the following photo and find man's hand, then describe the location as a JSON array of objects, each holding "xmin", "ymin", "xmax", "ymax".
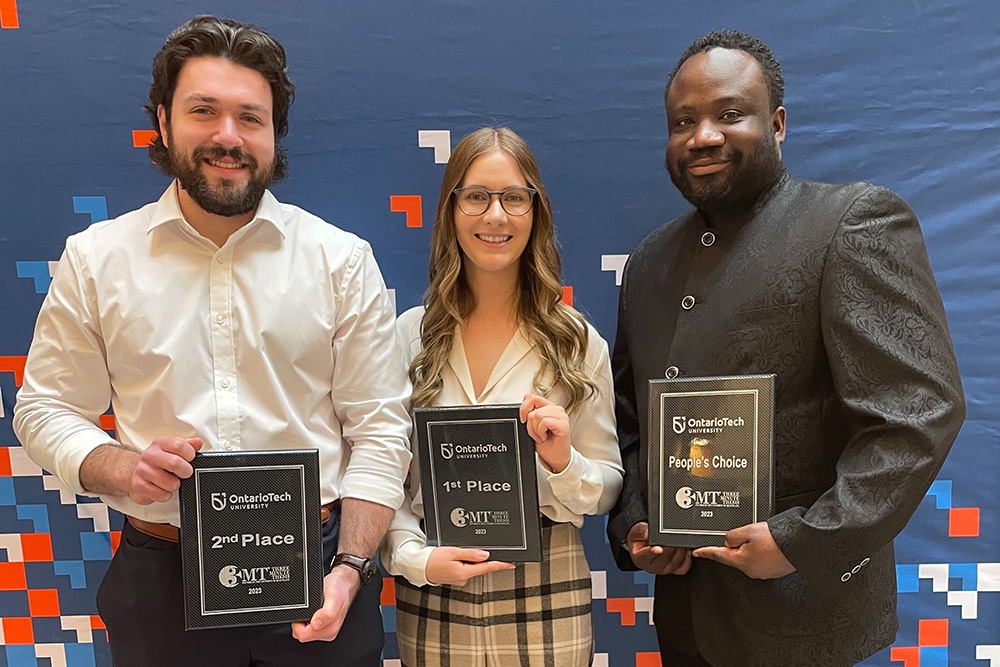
[
  {"xmin": 520, "ymin": 394, "xmax": 571, "ymax": 473},
  {"xmin": 627, "ymin": 521, "xmax": 692, "ymax": 575},
  {"xmin": 128, "ymin": 437, "xmax": 203, "ymax": 505},
  {"xmin": 425, "ymin": 547, "xmax": 515, "ymax": 587},
  {"xmin": 291, "ymin": 566, "xmax": 359, "ymax": 642},
  {"xmin": 692, "ymin": 521, "xmax": 795, "ymax": 580}
]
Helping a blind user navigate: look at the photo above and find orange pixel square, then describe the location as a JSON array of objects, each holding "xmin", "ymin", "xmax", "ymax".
[
  {"xmin": 21, "ymin": 533, "xmax": 54, "ymax": 561},
  {"xmin": 636, "ymin": 652, "xmax": 663, "ymax": 667},
  {"xmin": 0, "ymin": 447, "xmax": 11, "ymax": 476},
  {"xmin": 380, "ymin": 576, "xmax": 396, "ymax": 606},
  {"xmin": 919, "ymin": 618, "xmax": 948, "ymax": 647},
  {"xmin": 889, "ymin": 646, "xmax": 919, "ymax": 666},
  {"xmin": 949, "ymin": 507, "xmax": 979, "ymax": 537},
  {"xmin": 28, "ymin": 588, "xmax": 60, "ymax": 617},
  {"xmin": 606, "ymin": 597, "xmax": 636, "ymax": 626},
  {"xmin": 0, "ymin": 0, "xmax": 18, "ymax": 30},
  {"xmin": 2, "ymin": 617, "xmax": 34, "ymax": 644},
  {"xmin": 0, "ymin": 561, "xmax": 27, "ymax": 589},
  {"xmin": 132, "ymin": 129, "xmax": 157, "ymax": 147}
]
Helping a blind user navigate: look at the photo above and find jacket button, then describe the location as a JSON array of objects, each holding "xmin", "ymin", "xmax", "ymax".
[
  {"xmin": 851, "ymin": 565, "xmax": 861, "ymax": 574},
  {"xmin": 665, "ymin": 366, "xmax": 679, "ymax": 379},
  {"xmin": 701, "ymin": 231, "xmax": 716, "ymax": 247},
  {"xmin": 841, "ymin": 572, "xmax": 851, "ymax": 582},
  {"xmin": 860, "ymin": 558, "xmax": 870, "ymax": 566},
  {"xmin": 681, "ymin": 295, "xmax": 696, "ymax": 310}
]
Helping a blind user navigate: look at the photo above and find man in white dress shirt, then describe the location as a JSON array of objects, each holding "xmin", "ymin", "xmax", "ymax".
[{"xmin": 13, "ymin": 15, "xmax": 410, "ymax": 667}]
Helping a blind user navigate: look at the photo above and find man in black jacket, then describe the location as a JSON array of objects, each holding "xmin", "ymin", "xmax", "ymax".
[{"xmin": 607, "ymin": 30, "xmax": 965, "ymax": 667}]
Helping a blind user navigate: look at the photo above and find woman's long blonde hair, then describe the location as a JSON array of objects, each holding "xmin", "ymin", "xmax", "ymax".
[{"xmin": 409, "ymin": 127, "xmax": 597, "ymax": 412}]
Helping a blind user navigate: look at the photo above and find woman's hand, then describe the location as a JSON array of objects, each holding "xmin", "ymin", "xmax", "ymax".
[
  {"xmin": 425, "ymin": 547, "xmax": 515, "ymax": 587},
  {"xmin": 520, "ymin": 394, "xmax": 572, "ymax": 473}
]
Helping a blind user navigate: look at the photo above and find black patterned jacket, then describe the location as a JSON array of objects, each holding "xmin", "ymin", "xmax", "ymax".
[{"xmin": 607, "ymin": 172, "xmax": 966, "ymax": 667}]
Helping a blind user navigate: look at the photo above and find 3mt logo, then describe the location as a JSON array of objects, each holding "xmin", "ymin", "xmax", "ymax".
[
  {"xmin": 450, "ymin": 508, "xmax": 468, "ymax": 527},
  {"xmin": 675, "ymin": 487, "xmax": 694, "ymax": 508},
  {"xmin": 219, "ymin": 565, "xmax": 240, "ymax": 588}
]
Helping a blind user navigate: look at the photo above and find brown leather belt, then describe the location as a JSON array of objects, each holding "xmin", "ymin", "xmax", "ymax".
[{"xmin": 128, "ymin": 500, "xmax": 340, "ymax": 543}]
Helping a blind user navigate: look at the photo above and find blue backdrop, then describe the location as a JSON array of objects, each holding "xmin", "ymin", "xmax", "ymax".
[{"xmin": 1, "ymin": 1, "xmax": 997, "ymax": 665}]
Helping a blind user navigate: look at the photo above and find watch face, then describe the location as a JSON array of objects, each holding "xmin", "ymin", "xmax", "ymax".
[{"xmin": 360, "ymin": 559, "xmax": 377, "ymax": 585}]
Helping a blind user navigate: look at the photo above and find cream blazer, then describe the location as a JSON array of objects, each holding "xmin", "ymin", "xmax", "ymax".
[{"xmin": 381, "ymin": 306, "xmax": 623, "ymax": 586}]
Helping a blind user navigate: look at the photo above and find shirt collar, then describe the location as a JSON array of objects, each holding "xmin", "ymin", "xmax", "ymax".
[{"xmin": 146, "ymin": 180, "xmax": 286, "ymax": 238}]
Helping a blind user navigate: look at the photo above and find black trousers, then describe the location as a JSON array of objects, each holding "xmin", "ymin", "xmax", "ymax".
[{"xmin": 96, "ymin": 510, "xmax": 384, "ymax": 667}]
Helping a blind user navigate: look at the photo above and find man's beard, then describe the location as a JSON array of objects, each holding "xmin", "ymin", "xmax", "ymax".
[
  {"xmin": 668, "ymin": 133, "xmax": 782, "ymax": 218},
  {"xmin": 166, "ymin": 134, "xmax": 275, "ymax": 218}
]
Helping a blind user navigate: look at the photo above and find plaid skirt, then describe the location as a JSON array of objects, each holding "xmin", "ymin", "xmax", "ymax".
[{"xmin": 394, "ymin": 521, "xmax": 594, "ymax": 667}]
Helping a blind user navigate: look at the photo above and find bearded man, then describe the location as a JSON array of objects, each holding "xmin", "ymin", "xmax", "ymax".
[
  {"xmin": 607, "ymin": 30, "xmax": 965, "ymax": 667},
  {"xmin": 14, "ymin": 16, "xmax": 410, "ymax": 667}
]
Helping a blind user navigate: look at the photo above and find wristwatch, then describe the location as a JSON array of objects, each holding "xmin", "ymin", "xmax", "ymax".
[{"xmin": 331, "ymin": 553, "xmax": 377, "ymax": 585}]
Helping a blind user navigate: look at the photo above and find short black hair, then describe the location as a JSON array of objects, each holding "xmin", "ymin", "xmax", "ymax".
[
  {"xmin": 144, "ymin": 16, "xmax": 295, "ymax": 179},
  {"xmin": 665, "ymin": 30, "xmax": 784, "ymax": 111}
]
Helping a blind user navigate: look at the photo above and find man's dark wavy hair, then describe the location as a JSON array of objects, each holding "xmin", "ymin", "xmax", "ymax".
[
  {"xmin": 143, "ymin": 15, "xmax": 295, "ymax": 180},
  {"xmin": 665, "ymin": 30, "xmax": 784, "ymax": 111}
]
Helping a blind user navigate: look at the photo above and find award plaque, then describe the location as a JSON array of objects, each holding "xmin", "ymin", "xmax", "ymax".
[
  {"xmin": 648, "ymin": 374, "xmax": 775, "ymax": 548},
  {"xmin": 179, "ymin": 450, "xmax": 323, "ymax": 630},
  {"xmin": 414, "ymin": 405, "xmax": 542, "ymax": 562}
]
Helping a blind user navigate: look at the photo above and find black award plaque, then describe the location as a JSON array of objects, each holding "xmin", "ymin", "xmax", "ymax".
[
  {"xmin": 179, "ymin": 450, "xmax": 323, "ymax": 630},
  {"xmin": 414, "ymin": 405, "xmax": 542, "ymax": 562},
  {"xmin": 648, "ymin": 375, "xmax": 775, "ymax": 548}
]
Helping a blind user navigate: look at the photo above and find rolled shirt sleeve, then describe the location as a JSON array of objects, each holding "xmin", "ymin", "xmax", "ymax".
[
  {"xmin": 331, "ymin": 243, "xmax": 413, "ymax": 511},
  {"xmin": 14, "ymin": 237, "xmax": 119, "ymax": 495}
]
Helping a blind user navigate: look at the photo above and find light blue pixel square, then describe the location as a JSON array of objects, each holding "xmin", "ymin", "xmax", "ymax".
[
  {"xmin": 0, "ymin": 477, "xmax": 14, "ymax": 506},
  {"xmin": 65, "ymin": 643, "xmax": 97, "ymax": 667},
  {"xmin": 920, "ymin": 646, "xmax": 948, "ymax": 667},
  {"xmin": 949, "ymin": 563, "xmax": 977, "ymax": 591},
  {"xmin": 80, "ymin": 532, "xmax": 112, "ymax": 561},
  {"xmin": 896, "ymin": 564, "xmax": 920, "ymax": 593}
]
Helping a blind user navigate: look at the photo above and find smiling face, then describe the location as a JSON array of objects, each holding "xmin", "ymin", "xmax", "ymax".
[
  {"xmin": 665, "ymin": 48, "xmax": 786, "ymax": 216},
  {"xmin": 157, "ymin": 56, "xmax": 277, "ymax": 218},
  {"xmin": 454, "ymin": 150, "xmax": 534, "ymax": 288}
]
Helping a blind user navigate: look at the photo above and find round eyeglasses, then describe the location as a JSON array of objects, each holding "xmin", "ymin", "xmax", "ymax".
[{"xmin": 453, "ymin": 186, "xmax": 537, "ymax": 216}]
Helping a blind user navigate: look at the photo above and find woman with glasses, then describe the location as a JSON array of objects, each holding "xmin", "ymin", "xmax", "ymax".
[{"xmin": 381, "ymin": 127, "xmax": 623, "ymax": 666}]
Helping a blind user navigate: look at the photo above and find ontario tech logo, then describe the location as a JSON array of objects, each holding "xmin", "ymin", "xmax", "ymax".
[
  {"xmin": 211, "ymin": 493, "xmax": 227, "ymax": 511},
  {"xmin": 673, "ymin": 416, "xmax": 687, "ymax": 434},
  {"xmin": 440, "ymin": 442, "xmax": 454, "ymax": 460}
]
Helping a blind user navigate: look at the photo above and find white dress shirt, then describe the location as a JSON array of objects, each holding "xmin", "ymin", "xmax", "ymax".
[
  {"xmin": 381, "ymin": 306, "xmax": 622, "ymax": 586},
  {"xmin": 14, "ymin": 182, "xmax": 412, "ymax": 525}
]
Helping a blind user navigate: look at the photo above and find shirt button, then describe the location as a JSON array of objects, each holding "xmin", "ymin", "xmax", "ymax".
[
  {"xmin": 224, "ymin": 442, "xmax": 234, "ymax": 451},
  {"xmin": 217, "ymin": 256, "xmax": 226, "ymax": 264},
  {"xmin": 701, "ymin": 231, "xmax": 716, "ymax": 247},
  {"xmin": 665, "ymin": 366, "xmax": 679, "ymax": 379},
  {"xmin": 216, "ymin": 315, "xmax": 226, "ymax": 325},
  {"xmin": 841, "ymin": 572, "xmax": 851, "ymax": 582},
  {"xmin": 220, "ymin": 378, "xmax": 231, "ymax": 389},
  {"xmin": 681, "ymin": 295, "xmax": 696, "ymax": 310}
]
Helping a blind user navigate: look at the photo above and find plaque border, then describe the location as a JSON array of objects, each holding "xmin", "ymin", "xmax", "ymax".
[
  {"xmin": 657, "ymin": 389, "xmax": 759, "ymax": 538},
  {"xmin": 194, "ymin": 464, "xmax": 311, "ymax": 616},
  {"xmin": 425, "ymin": 418, "xmax": 530, "ymax": 552},
  {"xmin": 412, "ymin": 404, "xmax": 542, "ymax": 562},
  {"xmin": 179, "ymin": 449, "xmax": 323, "ymax": 630}
]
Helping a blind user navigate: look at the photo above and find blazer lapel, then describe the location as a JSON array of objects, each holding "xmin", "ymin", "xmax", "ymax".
[
  {"xmin": 447, "ymin": 326, "xmax": 477, "ymax": 404},
  {"xmin": 478, "ymin": 328, "xmax": 535, "ymax": 400}
]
